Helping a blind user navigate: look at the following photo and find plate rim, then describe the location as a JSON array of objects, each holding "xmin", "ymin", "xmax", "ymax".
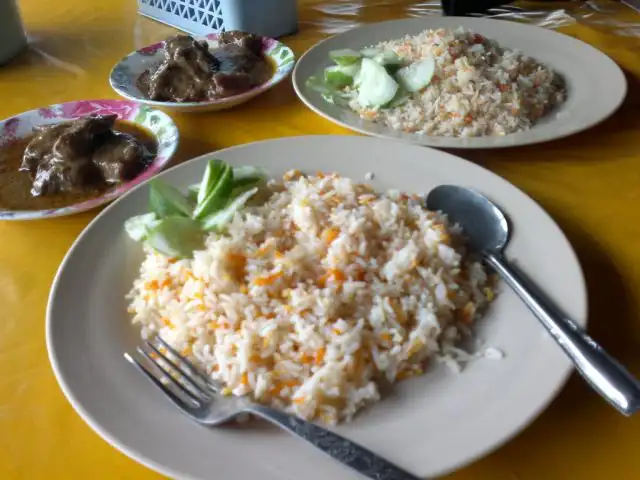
[
  {"xmin": 109, "ymin": 33, "xmax": 296, "ymax": 110},
  {"xmin": 0, "ymin": 99, "xmax": 179, "ymax": 221},
  {"xmin": 46, "ymin": 135, "xmax": 588, "ymax": 478},
  {"xmin": 292, "ymin": 17, "xmax": 627, "ymax": 149}
]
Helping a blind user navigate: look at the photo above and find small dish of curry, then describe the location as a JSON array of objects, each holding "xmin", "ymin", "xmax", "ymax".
[
  {"xmin": 109, "ymin": 31, "xmax": 296, "ymax": 113},
  {"xmin": 0, "ymin": 100, "xmax": 179, "ymax": 220}
]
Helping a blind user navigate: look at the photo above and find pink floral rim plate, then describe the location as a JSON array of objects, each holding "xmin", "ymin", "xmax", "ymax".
[
  {"xmin": 109, "ymin": 34, "xmax": 296, "ymax": 113},
  {"xmin": 0, "ymin": 100, "xmax": 179, "ymax": 221}
]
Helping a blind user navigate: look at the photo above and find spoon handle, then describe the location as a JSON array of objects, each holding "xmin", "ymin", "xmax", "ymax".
[{"xmin": 486, "ymin": 253, "xmax": 640, "ymax": 416}]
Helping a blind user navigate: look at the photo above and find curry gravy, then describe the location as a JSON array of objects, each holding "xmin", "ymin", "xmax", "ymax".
[{"xmin": 0, "ymin": 120, "xmax": 157, "ymax": 211}]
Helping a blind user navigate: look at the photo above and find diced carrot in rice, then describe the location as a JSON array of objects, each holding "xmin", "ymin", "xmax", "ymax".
[
  {"xmin": 379, "ymin": 332, "xmax": 392, "ymax": 343},
  {"xmin": 461, "ymin": 302, "xmax": 475, "ymax": 324},
  {"xmin": 283, "ymin": 169, "xmax": 302, "ymax": 181},
  {"xmin": 161, "ymin": 317, "xmax": 174, "ymax": 328},
  {"xmin": 321, "ymin": 228, "xmax": 340, "ymax": 244},
  {"xmin": 253, "ymin": 271, "xmax": 284, "ymax": 286}
]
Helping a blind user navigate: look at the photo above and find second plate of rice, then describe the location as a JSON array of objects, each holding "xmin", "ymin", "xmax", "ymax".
[{"xmin": 293, "ymin": 17, "xmax": 626, "ymax": 149}]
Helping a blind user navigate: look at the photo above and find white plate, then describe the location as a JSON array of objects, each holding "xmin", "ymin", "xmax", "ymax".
[
  {"xmin": 293, "ymin": 17, "xmax": 627, "ymax": 149},
  {"xmin": 0, "ymin": 100, "xmax": 179, "ymax": 220},
  {"xmin": 47, "ymin": 135, "xmax": 587, "ymax": 479},
  {"xmin": 110, "ymin": 33, "xmax": 295, "ymax": 113}
]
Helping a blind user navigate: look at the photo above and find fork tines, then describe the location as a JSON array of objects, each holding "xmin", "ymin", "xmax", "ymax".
[{"xmin": 124, "ymin": 336, "xmax": 219, "ymax": 411}]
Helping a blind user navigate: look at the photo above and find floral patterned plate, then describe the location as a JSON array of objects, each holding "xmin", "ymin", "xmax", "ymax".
[
  {"xmin": 109, "ymin": 34, "xmax": 296, "ymax": 113},
  {"xmin": 0, "ymin": 100, "xmax": 179, "ymax": 221}
]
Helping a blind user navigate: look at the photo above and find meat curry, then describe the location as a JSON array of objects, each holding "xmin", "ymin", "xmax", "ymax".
[
  {"xmin": 137, "ymin": 31, "xmax": 273, "ymax": 102},
  {"xmin": 0, "ymin": 115, "xmax": 156, "ymax": 211}
]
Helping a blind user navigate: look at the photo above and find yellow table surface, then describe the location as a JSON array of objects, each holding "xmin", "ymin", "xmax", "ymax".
[{"xmin": 2, "ymin": 0, "xmax": 640, "ymax": 478}]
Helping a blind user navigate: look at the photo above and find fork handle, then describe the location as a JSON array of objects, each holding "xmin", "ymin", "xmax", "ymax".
[{"xmin": 248, "ymin": 405, "xmax": 421, "ymax": 480}]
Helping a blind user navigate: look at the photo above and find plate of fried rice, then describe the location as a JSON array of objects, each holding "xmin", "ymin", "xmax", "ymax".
[
  {"xmin": 47, "ymin": 135, "xmax": 587, "ymax": 479},
  {"xmin": 293, "ymin": 17, "xmax": 626, "ymax": 149}
]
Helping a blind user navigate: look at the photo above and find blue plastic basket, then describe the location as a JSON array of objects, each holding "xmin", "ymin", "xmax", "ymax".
[{"xmin": 138, "ymin": 0, "xmax": 298, "ymax": 38}]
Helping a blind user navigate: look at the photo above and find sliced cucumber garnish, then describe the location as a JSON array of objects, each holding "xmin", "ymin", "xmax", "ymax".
[
  {"xmin": 394, "ymin": 57, "xmax": 436, "ymax": 93},
  {"xmin": 361, "ymin": 47, "xmax": 381, "ymax": 58},
  {"xmin": 338, "ymin": 63, "xmax": 361, "ymax": 77},
  {"xmin": 329, "ymin": 48, "xmax": 362, "ymax": 66},
  {"xmin": 201, "ymin": 187, "xmax": 259, "ymax": 232},
  {"xmin": 356, "ymin": 58, "xmax": 399, "ymax": 108},
  {"xmin": 192, "ymin": 164, "xmax": 234, "ymax": 220},
  {"xmin": 197, "ymin": 159, "xmax": 224, "ymax": 205},
  {"xmin": 124, "ymin": 213, "xmax": 160, "ymax": 241},
  {"xmin": 146, "ymin": 216, "xmax": 205, "ymax": 258},
  {"xmin": 373, "ymin": 51, "xmax": 402, "ymax": 67},
  {"xmin": 149, "ymin": 180, "xmax": 193, "ymax": 218},
  {"xmin": 232, "ymin": 166, "xmax": 266, "ymax": 188},
  {"xmin": 324, "ymin": 66, "xmax": 353, "ymax": 88},
  {"xmin": 383, "ymin": 89, "xmax": 411, "ymax": 109}
]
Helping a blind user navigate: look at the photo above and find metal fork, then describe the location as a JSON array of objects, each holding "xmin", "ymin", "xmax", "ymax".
[{"xmin": 124, "ymin": 335, "xmax": 421, "ymax": 480}]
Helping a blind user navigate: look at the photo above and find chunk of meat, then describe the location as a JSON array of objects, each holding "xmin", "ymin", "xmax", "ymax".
[
  {"xmin": 211, "ymin": 72, "xmax": 253, "ymax": 97},
  {"xmin": 218, "ymin": 31, "xmax": 263, "ymax": 57},
  {"xmin": 138, "ymin": 35, "xmax": 219, "ymax": 102},
  {"xmin": 209, "ymin": 44, "xmax": 271, "ymax": 98},
  {"xmin": 20, "ymin": 114, "xmax": 149, "ymax": 197},
  {"xmin": 211, "ymin": 44, "xmax": 263, "ymax": 76},
  {"xmin": 20, "ymin": 123, "xmax": 69, "ymax": 174},
  {"xmin": 51, "ymin": 114, "xmax": 115, "ymax": 159},
  {"xmin": 137, "ymin": 33, "xmax": 271, "ymax": 102},
  {"xmin": 92, "ymin": 132, "xmax": 145, "ymax": 183},
  {"xmin": 30, "ymin": 158, "xmax": 100, "ymax": 196}
]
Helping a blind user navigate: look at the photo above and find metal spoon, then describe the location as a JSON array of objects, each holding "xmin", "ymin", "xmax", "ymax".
[{"xmin": 427, "ymin": 184, "xmax": 640, "ymax": 416}]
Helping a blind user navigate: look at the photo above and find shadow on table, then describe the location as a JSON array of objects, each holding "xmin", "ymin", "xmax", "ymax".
[
  {"xmin": 545, "ymin": 206, "xmax": 640, "ymax": 408},
  {"xmin": 464, "ymin": 208, "xmax": 640, "ymax": 474}
]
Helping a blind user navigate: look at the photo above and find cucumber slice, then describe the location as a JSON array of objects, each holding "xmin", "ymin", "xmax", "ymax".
[
  {"xmin": 187, "ymin": 184, "xmax": 199, "ymax": 204},
  {"xmin": 324, "ymin": 66, "xmax": 353, "ymax": 88},
  {"xmin": 394, "ymin": 57, "xmax": 436, "ymax": 93},
  {"xmin": 124, "ymin": 213, "xmax": 160, "ymax": 241},
  {"xmin": 338, "ymin": 63, "xmax": 361, "ymax": 77},
  {"xmin": 146, "ymin": 216, "xmax": 205, "ymax": 259},
  {"xmin": 382, "ymin": 89, "xmax": 411, "ymax": 109},
  {"xmin": 201, "ymin": 187, "xmax": 259, "ymax": 232},
  {"xmin": 373, "ymin": 51, "xmax": 403, "ymax": 67},
  {"xmin": 192, "ymin": 164, "xmax": 234, "ymax": 219},
  {"xmin": 194, "ymin": 162, "xmax": 260, "ymax": 194},
  {"xmin": 306, "ymin": 75, "xmax": 332, "ymax": 95},
  {"xmin": 373, "ymin": 51, "xmax": 404, "ymax": 75},
  {"xmin": 233, "ymin": 166, "xmax": 266, "ymax": 188},
  {"xmin": 329, "ymin": 48, "xmax": 362, "ymax": 66},
  {"xmin": 361, "ymin": 47, "xmax": 381, "ymax": 58},
  {"xmin": 356, "ymin": 58, "xmax": 399, "ymax": 108},
  {"xmin": 149, "ymin": 180, "xmax": 193, "ymax": 218},
  {"xmin": 197, "ymin": 159, "xmax": 224, "ymax": 205}
]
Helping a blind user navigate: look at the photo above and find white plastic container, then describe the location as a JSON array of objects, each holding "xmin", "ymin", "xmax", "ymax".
[
  {"xmin": 138, "ymin": 0, "xmax": 298, "ymax": 38},
  {"xmin": 0, "ymin": 0, "xmax": 27, "ymax": 64}
]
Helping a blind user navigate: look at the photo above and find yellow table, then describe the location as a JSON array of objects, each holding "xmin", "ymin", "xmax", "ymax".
[{"xmin": 2, "ymin": 0, "xmax": 640, "ymax": 478}]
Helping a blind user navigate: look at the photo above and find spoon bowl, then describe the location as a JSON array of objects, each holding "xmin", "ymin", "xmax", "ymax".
[{"xmin": 427, "ymin": 185, "xmax": 509, "ymax": 254}]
